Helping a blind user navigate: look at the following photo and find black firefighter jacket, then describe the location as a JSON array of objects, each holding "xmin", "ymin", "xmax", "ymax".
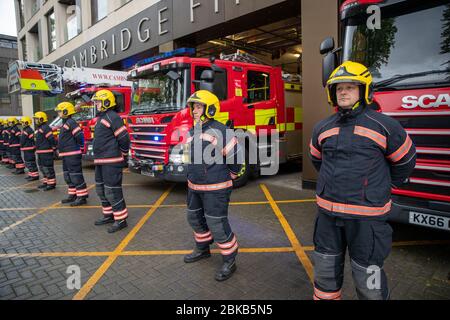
[
  {"xmin": 310, "ymin": 105, "xmax": 416, "ymax": 219},
  {"xmin": 58, "ymin": 117, "xmax": 84, "ymax": 157},
  {"xmin": 93, "ymin": 109, "xmax": 130, "ymax": 165},
  {"xmin": 35, "ymin": 123, "xmax": 57, "ymax": 154},
  {"xmin": 8, "ymin": 125, "xmax": 22, "ymax": 149},
  {"xmin": 20, "ymin": 126, "xmax": 36, "ymax": 152},
  {"xmin": 186, "ymin": 119, "xmax": 243, "ymax": 192}
]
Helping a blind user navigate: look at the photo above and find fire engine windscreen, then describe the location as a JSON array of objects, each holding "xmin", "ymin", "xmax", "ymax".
[
  {"xmin": 342, "ymin": 2, "xmax": 450, "ymax": 89},
  {"xmin": 130, "ymin": 69, "xmax": 189, "ymax": 115},
  {"xmin": 71, "ymin": 95, "xmax": 96, "ymax": 121}
]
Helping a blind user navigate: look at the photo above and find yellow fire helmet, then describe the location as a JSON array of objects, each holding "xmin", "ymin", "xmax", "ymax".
[
  {"xmin": 7, "ymin": 117, "xmax": 19, "ymax": 126},
  {"xmin": 21, "ymin": 116, "xmax": 32, "ymax": 127},
  {"xmin": 91, "ymin": 89, "xmax": 116, "ymax": 112},
  {"xmin": 326, "ymin": 61, "xmax": 374, "ymax": 106},
  {"xmin": 187, "ymin": 90, "xmax": 220, "ymax": 120},
  {"xmin": 55, "ymin": 101, "xmax": 77, "ymax": 118},
  {"xmin": 33, "ymin": 111, "xmax": 48, "ymax": 125}
]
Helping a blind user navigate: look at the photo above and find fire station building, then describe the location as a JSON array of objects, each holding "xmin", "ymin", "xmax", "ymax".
[{"xmin": 13, "ymin": 0, "xmax": 341, "ymax": 185}]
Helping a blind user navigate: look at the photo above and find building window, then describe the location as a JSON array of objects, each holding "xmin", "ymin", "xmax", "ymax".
[
  {"xmin": 29, "ymin": 23, "xmax": 42, "ymax": 61},
  {"xmin": 31, "ymin": 0, "xmax": 41, "ymax": 17},
  {"xmin": 62, "ymin": 0, "xmax": 82, "ymax": 42},
  {"xmin": 91, "ymin": 0, "xmax": 108, "ymax": 24},
  {"xmin": 20, "ymin": 37, "xmax": 27, "ymax": 60},
  {"xmin": 247, "ymin": 71, "xmax": 270, "ymax": 103},
  {"xmin": 17, "ymin": 0, "xmax": 25, "ymax": 29},
  {"xmin": 47, "ymin": 9, "xmax": 56, "ymax": 52}
]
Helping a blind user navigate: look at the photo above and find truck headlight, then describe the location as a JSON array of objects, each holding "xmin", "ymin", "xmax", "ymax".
[{"xmin": 169, "ymin": 154, "xmax": 183, "ymax": 164}]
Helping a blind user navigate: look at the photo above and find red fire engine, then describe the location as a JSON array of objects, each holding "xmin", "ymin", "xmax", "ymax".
[
  {"xmin": 321, "ymin": 0, "xmax": 450, "ymax": 231},
  {"xmin": 127, "ymin": 48, "xmax": 302, "ymax": 187}
]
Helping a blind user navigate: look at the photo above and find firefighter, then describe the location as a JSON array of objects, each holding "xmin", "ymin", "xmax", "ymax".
[
  {"xmin": 55, "ymin": 102, "xmax": 88, "ymax": 206},
  {"xmin": 91, "ymin": 89, "xmax": 130, "ymax": 233},
  {"xmin": 183, "ymin": 90, "xmax": 243, "ymax": 282},
  {"xmin": 8, "ymin": 117, "xmax": 26, "ymax": 175},
  {"xmin": 309, "ymin": 61, "xmax": 417, "ymax": 300},
  {"xmin": 20, "ymin": 116, "xmax": 39, "ymax": 181},
  {"xmin": 0, "ymin": 119, "xmax": 6, "ymax": 165},
  {"xmin": 3, "ymin": 119, "xmax": 13, "ymax": 169},
  {"xmin": 34, "ymin": 112, "xmax": 57, "ymax": 190}
]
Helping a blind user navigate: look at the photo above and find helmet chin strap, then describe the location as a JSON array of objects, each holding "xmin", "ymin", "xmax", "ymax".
[{"xmin": 338, "ymin": 100, "xmax": 362, "ymax": 118}]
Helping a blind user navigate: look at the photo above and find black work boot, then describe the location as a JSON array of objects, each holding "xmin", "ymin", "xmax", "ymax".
[
  {"xmin": 28, "ymin": 176, "xmax": 39, "ymax": 181},
  {"xmin": 43, "ymin": 185, "xmax": 56, "ymax": 191},
  {"xmin": 95, "ymin": 215, "xmax": 114, "ymax": 226},
  {"xmin": 6, "ymin": 164, "xmax": 14, "ymax": 169},
  {"xmin": 184, "ymin": 248, "xmax": 211, "ymax": 263},
  {"xmin": 107, "ymin": 219, "xmax": 128, "ymax": 233},
  {"xmin": 37, "ymin": 183, "xmax": 47, "ymax": 189},
  {"xmin": 70, "ymin": 197, "xmax": 87, "ymax": 207},
  {"xmin": 12, "ymin": 169, "xmax": 25, "ymax": 175},
  {"xmin": 61, "ymin": 195, "xmax": 77, "ymax": 204},
  {"xmin": 215, "ymin": 258, "xmax": 237, "ymax": 282},
  {"xmin": 25, "ymin": 176, "xmax": 33, "ymax": 181}
]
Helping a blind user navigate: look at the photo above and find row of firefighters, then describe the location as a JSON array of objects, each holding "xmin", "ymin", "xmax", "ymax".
[{"xmin": 0, "ymin": 61, "xmax": 417, "ymax": 299}]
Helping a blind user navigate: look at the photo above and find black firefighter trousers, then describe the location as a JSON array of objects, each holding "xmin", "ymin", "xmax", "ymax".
[
  {"xmin": 95, "ymin": 164, "xmax": 128, "ymax": 221},
  {"xmin": 187, "ymin": 188, "xmax": 239, "ymax": 262},
  {"xmin": 62, "ymin": 154, "xmax": 88, "ymax": 199},
  {"xmin": 23, "ymin": 150, "xmax": 39, "ymax": 178},
  {"xmin": 37, "ymin": 152, "xmax": 56, "ymax": 186},
  {"xmin": 313, "ymin": 210, "xmax": 393, "ymax": 300}
]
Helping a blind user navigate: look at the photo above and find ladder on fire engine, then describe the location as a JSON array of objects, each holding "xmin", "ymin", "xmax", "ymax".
[
  {"xmin": 219, "ymin": 50, "xmax": 267, "ymax": 65},
  {"xmin": 8, "ymin": 60, "xmax": 132, "ymax": 96},
  {"xmin": 8, "ymin": 61, "xmax": 64, "ymax": 95}
]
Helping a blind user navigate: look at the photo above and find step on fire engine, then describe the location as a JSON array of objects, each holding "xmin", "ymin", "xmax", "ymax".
[
  {"xmin": 321, "ymin": 0, "xmax": 450, "ymax": 231},
  {"xmin": 127, "ymin": 48, "xmax": 302, "ymax": 187},
  {"xmin": 8, "ymin": 60, "xmax": 132, "ymax": 160}
]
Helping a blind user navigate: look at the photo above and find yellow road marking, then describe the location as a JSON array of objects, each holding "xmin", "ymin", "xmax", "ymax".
[
  {"xmin": 73, "ymin": 185, "xmax": 174, "ymax": 300},
  {"xmin": 0, "ymin": 201, "xmax": 61, "ymax": 235},
  {"xmin": 2, "ymin": 240, "xmax": 449, "ymax": 259},
  {"xmin": 260, "ymin": 184, "xmax": 314, "ymax": 283},
  {"xmin": 0, "ymin": 185, "xmax": 96, "ymax": 233}
]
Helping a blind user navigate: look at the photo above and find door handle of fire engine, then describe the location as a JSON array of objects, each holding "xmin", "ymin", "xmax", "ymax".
[{"xmin": 247, "ymin": 105, "xmax": 255, "ymax": 109}]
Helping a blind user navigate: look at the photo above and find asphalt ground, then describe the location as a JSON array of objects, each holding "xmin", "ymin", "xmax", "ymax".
[{"xmin": 0, "ymin": 161, "xmax": 449, "ymax": 300}]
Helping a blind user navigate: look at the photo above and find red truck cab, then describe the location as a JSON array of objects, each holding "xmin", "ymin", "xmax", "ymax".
[{"xmin": 126, "ymin": 49, "xmax": 300, "ymax": 186}]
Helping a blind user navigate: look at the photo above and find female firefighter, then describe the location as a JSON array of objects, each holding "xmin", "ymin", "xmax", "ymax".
[
  {"xmin": 184, "ymin": 90, "xmax": 243, "ymax": 282},
  {"xmin": 309, "ymin": 61, "xmax": 416, "ymax": 300},
  {"xmin": 34, "ymin": 112, "xmax": 57, "ymax": 191},
  {"xmin": 20, "ymin": 116, "xmax": 39, "ymax": 181},
  {"xmin": 91, "ymin": 89, "xmax": 130, "ymax": 234},
  {"xmin": 8, "ymin": 117, "xmax": 26, "ymax": 175},
  {"xmin": 55, "ymin": 102, "xmax": 88, "ymax": 206}
]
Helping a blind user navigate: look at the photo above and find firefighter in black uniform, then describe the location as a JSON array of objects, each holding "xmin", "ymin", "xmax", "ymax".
[
  {"xmin": 0, "ymin": 119, "xmax": 6, "ymax": 165},
  {"xmin": 34, "ymin": 112, "xmax": 57, "ymax": 191},
  {"xmin": 8, "ymin": 117, "xmax": 26, "ymax": 175},
  {"xmin": 309, "ymin": 61, "xmax": 417, "ymax": 300},
  {"xmin": 3, "ymin": 121, "xmax": 12, "ymax": 168},
  {"xmin": 183, "ymin": 90, "xmax": 243, "ymax": 282},
  {"xmin": 20, "ymin": 116, "xmax": 39, "ymax": 181},
  {"xmin": 91, "ymin": 89, "xmax": 130, "ymax": 234},
  {"xmin": 55, "ymin": 102, "xmax": 88, "ymax": 206}
]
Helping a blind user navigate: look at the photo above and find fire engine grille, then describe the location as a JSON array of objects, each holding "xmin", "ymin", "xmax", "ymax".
[
  {"xmin": 395, "ymin": 114, "xmax": 450, "ymax": 201},
  {"xmin": 130, "ymin": 124, "xmax": 168, "ymax": 162}
]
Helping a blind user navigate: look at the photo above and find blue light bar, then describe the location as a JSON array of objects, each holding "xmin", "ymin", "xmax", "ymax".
[{"xmin": 135, "ymin": 48, "xmax": 196, "ymax": 68}]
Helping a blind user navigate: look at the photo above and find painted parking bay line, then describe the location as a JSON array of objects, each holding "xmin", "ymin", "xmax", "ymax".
[
  {"xmin": 72, "ymin": 185, "xmax": 175, "ymax": 300},
  {"xmin": 260, "ymin": 184, "xmax": 314, "ymax": 283}
]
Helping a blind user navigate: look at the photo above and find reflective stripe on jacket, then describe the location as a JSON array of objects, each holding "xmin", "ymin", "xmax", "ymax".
[{"xmin": 310, "ymin": 105, "xmax": 416, "ymax": 219}]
